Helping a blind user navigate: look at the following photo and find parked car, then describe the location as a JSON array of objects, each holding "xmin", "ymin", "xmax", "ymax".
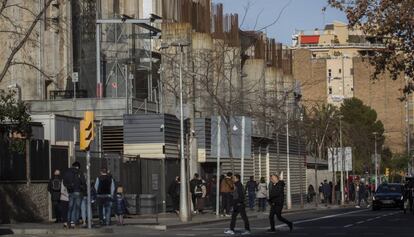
[{"xmin": 372, "ymin": 183, "xmax": 404, "ymax": 211}]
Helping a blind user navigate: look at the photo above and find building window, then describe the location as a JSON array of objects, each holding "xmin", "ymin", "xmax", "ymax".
[
  {"xmin": 339, "ymin": 69, "xmax": 342, "ymax": 74},
  {"xmin": 329, "ymin": 87, "xmax": 332, "ymax": 94},
  {"xmin": 350, "ymin": 68, "xmax": 354, "ymax": 75},
  {"xmin": 328, "ymin": 69, "xmax": 332, "ymax": 77},
  {"xmin": 351, "ymin": 88, "xmax": 354, "ymax": 91}
]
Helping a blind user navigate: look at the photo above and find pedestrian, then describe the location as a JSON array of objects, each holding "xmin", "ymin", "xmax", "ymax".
[
  {"xmin": 328, "ymin": 181, "xmax": 333, "ymax": 204},
  {"xmin": 189, "ymin": 173, "xmax": 202, "ymax": 214},
  {"xmin": 63, "ymin": 161, "xmax": 86, "ymax": 228},
  {"xmin": 267, "ymin": 172, "xmax": 293, "ymax": 233},
  {"xmin": 224, "ymin": 174, "xmax": 250, "ymax": 235},
  {"xmin": 207, "ymin": 176, "xmax": 217, "ymax": 213},
  {"xmin": 220, "ymin": 172, "xmax": 234, "ymax": 217},
  {"xmin": 246, "ymin": 176, "xmax": 257, "ymax": 210},
  {"xmin": 196, "ymin": 179, "xmax": 207, "ymax": 214},
  {"xmin": 48, "ymin": 169, "xmax": 62, "ymax": 223},
  {"xmin": 256, "ymin": 177, "xmax": 268, "ymax": 212},
  {"xmin": 357, "ymin": 180, "xmax": 369, "ymax": 208},
  {"xmin": 80, "ymin": 181, "xmax": 96, "ymax": 228},
  {"xmin": 95, "ymin": 167, "xmax": 115, "ymax": 226},
  {"xmin": 319, "ymin": 183, "xmax": 324, "ymax": 203},
  {"xmin": 60, "ymin": 183, "xmax": 69, "ymax": 228},
  {"xmin": 168, "ymin": 176, "xmax": 180, "ymax": 214},
  {"xmin": 322, "ymin": 180, "xmax": 331, "ymax": 206},
  {"xmin": 307, "ymin": 184, "xmax": 315, "ymax": 203},
  {"xmin": 335, "ymin": 181, "xmax": 341, "ymax": 205},
  {"xmin": 114, "ymin": 186, "xmax": 129, "ymax": 225}
]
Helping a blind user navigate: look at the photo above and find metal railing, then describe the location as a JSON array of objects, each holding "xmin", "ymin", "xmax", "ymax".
[
  {"xmin": 295, "ymin": 43, "xmax": 385, "ymax": 49},
  {"xmin": 49, "ymin": 90, "xmax": 88, "ymax": 100}
]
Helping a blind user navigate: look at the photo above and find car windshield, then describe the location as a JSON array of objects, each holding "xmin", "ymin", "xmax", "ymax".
[{"xmin": 377, "ymin": 185, "xmax": 401, "ymax": 193}]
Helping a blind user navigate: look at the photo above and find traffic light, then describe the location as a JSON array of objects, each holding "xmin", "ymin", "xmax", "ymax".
[
  {"xmin": 385, "ymin": 168, "xmax": 390, "ymax": 177},
  {"xmin": 80, "ymin": 111, "xmax": 94, "ymax": 151}
]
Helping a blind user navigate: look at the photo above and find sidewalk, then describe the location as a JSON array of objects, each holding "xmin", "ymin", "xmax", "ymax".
[{"xmin": 0, "ymin": 204, "xmax": 351, "ymax": 235}]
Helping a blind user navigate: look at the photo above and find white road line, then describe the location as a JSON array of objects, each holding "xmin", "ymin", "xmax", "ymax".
[
  {"xmin": 343, "ymin": 211, "xmax": 400, "ymax": 228},
  {"xmin": 356, "ymin": 221, "xmax": 365, "ymax": 224},
  {"xmin": 344, "ymin": 224, "xmax": 354, "ymax": 228}
]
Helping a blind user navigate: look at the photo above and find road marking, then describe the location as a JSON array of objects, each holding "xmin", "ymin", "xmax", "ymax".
[
  {"xmin": 343, "ymin": 211, "xmax": 400, "ymax": 228},
  {"xmin": 176, "ymin": 234, "xmax": 196, "ymax": 236}
]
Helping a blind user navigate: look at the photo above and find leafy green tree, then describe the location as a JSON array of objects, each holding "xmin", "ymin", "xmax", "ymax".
[
  {"xmin": 0, "ymin": 89, "xmax": 31, "ymax": 141},
  {"xmin": 340, "ymin": 98, "xmax": 384, "ymax": 174}
]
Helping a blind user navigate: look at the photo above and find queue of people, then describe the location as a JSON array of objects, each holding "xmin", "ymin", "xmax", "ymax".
[{"xmin": 47, "ymin": 162, "xmax": 128, "ymax": 228}]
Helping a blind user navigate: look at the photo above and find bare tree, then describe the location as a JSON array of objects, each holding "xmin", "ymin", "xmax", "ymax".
[{"xmin": 0, "ymin": 0, "xmax": 55, "ymax": 83}]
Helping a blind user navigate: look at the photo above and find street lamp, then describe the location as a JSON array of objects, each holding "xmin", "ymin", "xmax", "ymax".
[
  {"xmin": 373, "ymin": 132, "xmax": 378, "ymax": 190},
  {"xmin": 339, "ymin": 115, "xmax": 345, "ymax": 205},
  {"xmin": 160, "ymin": 41, "xmax": 191, "ymax": 222},
  {"xmin": 285, "ymin": 90, "xmax": 292, "ymax": 210}
]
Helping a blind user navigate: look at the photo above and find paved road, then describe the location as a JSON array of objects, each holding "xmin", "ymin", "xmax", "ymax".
[{"xmin": 8, "ymin": 207, "xmax": 414, "ymax": 237}]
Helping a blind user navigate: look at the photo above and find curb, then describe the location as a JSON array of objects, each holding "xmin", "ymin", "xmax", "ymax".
[{"xmin": 0, "ymin": 227, "xmax": 114, "ymax": 236}]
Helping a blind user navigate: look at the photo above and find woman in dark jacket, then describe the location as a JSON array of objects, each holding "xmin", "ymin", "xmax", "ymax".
[
  {"xmin": 48, "ymin": 169, "xmax": 62, "ymax": 223},
  {"xmin": 168, "ymin": 176, "xmax": 180, "ymax": 214}
]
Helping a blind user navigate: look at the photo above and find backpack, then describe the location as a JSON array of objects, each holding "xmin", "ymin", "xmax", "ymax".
[
  {"xmin": 51, "ymin": 178, "xmax": 61, "ymax": 192},
  {"xmin": 194, "ymin": 183, "xmax": 203, "ymax": 197}
]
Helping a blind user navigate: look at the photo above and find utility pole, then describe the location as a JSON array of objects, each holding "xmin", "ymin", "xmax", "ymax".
[{"xmin": 373, "ymin": 132, "xmax": 378, "ymax": 190}]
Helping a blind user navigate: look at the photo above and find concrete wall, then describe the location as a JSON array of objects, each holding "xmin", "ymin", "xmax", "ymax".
[{"xmin": 0, "ymin": 183, "xmax": 49, "ymax": 223}]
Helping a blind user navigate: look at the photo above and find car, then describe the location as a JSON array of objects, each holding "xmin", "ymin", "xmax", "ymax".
[{"xmin": 372, "ymin": 183, "xmax": 404, "ymax": 211}]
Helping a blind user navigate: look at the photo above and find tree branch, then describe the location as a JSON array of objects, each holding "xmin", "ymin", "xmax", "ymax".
[{"xmin": 0, "ymin": 0, "xmax": 54, "ymax": 83}]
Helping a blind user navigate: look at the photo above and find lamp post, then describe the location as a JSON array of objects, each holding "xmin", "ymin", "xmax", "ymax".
[
  {"xmin": 285, "ymin": 90, "xmax": 292, "ymax": 210},
  {"xmin": 160, "ymin": 41, "xmax": 190, "ymax": 222},
  {"xmin": 373, "ymin": 132, "xmax": 378, "ymax": 190},
  {"xmin": 339, "ymin": 115, "xmax": 345, "ymax": 205}
]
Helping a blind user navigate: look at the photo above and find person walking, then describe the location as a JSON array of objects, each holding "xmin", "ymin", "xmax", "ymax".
[
  {"xmin": 189, "ymin": 173, "xmax": 202, "ymax": 214},
  {"xmin": 63, "ymin": 161, "xmax": 86, "ymax": 228},
  {"xmin": 357, "ymin": 180, "xmax": 369, "ymax": 208},
  {"xmin": 246, "ymin": 176, "xmax": 257, "ymax": 210},
  {"xmin": 224, "ymin": 174, "xmax": 251, "ymax": 235},
  {"xmin": 196, "ymin": 179, "xmax": 207, "ymax": 214},
  {"xmin": 95, "ymin": 167, "xmax": 115, "ymax": 226},
  {"xmin": 267, "ymin": 172, "xmax": 293, "ymax": 233},
  {"xmin": 114, "ymin": 186, "xmax": 129, "ymax": 225},
  {"xmin": 60, "ymin": 183, "xmax": 69, "ymax": 228},
  {"xmin": 256, "ymin": 177, "xmax": 268, "ymax": 212},
  {"xmin": 168, "ymin": 176, "xmax": 180, "ymax": 214},
  {"xmin": 48, "ymin": 169, "xmax": 62, "ymax": 223},
  {"xmin": 220, "ymin": 172, "xmax": 234, "ymax": 217}
]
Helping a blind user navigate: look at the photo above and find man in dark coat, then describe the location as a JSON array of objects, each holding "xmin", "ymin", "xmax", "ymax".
[
  {"xmin": 189, "ymin": 173, "xmax": 202, "ymax": 213},
  {"xmin": 168, "ymin": 176, "xmax": 180, "ymax": 214},
  {"xmin": 224, "ymin": 174, "xmax": 250, "ymax": 235},
  {"xmin": 63, "ymin": 162, "xmax": 86, "ymax": 228},
  {"xmin": 95, "ymin": 167, "xmax": 115, "ymax": 226},
  {"xmin": 267, "ymin": 172, "xmax": 293, "ymax": 233},
  {"xmin": 48, "ymin": 169, "xmax": 62, "ymax": 223}
]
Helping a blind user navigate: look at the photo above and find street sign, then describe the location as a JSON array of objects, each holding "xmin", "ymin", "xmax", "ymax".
[
  {"xmin": 72, "ymin": 72, "xmax": 79, "ymax": 83},
  {"xmin": 175, "ymin": 104, "xmax": 190, "ymax": 120},
  {"xmin": 328, "ymin": 147, "xmax": 352, "ymax": 172}
]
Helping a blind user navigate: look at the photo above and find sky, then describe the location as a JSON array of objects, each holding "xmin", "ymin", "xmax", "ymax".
[{"xmin": 213, "ymin": 0, "xmax": 348, "ymax": 45}]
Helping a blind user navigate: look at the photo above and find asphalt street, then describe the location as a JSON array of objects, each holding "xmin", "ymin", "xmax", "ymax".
[{"xmin": 8, "ymin": 207, "xmax": 414, "ymax": 237}]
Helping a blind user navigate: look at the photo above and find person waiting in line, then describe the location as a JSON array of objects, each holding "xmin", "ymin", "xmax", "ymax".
[
  {"xmin": 256, "ymin": 177, "xmax": 268, "ymax": 212},
  {"xmin": 48, "ymin": 169, "xmax": 62, "ymax": 223},
  {"xmin": 224, "ymin": 174, "xmax": 251, "ymax": 235},
  {"xmin": 189, "ymin": 173, "xmax": 202, "ymax": 214},
  {"xmin": 267, "ymin": 172, "xmax": 293, "ymax": 233},
  {"xmin": 207, "ymin": 176, "xmax": 217, "ymax": 213},
  {"xmin": 196, "ymin": 179, "xmax": 207, "ymax": 214},
  {"xmin": 80, "ymin": 181, "xmax": 97, "ymax": 228},
  {"xmin": 307, "ymin": 184, "xmax": 315, "ymax": 203},
  {"xmin": 95, "ymin": 167, "xmax": 115, "ymax": 226},
  {"xmin": 246, "ymin": 176, "xmax": 258, "ymax": 211},
  {"xmin": 114, "ymin": 185, "xmax": 129, "ymax": 225},
  {"xmin": 60, "ymin": 183, "xmax": 69, "ymax": 228},
  {"xmin": 168, "ymin": 176, "xmax": 180, "ymax": 215},
  {"xmin": 62, "ymin": 162, "xmax": 86, "ymax": 228},
  {"xmin": 220, "ymin": 172, "xmax": 234, "ymax": 217}
]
